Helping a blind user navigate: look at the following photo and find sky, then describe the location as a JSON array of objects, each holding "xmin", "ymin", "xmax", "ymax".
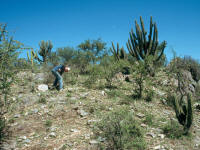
[{"xmin": 0, "ymin": 0, "xmax": 200, "ymax": 61}]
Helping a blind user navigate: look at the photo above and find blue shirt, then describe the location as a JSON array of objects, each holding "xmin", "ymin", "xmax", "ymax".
[{"xmin": 52, "ymin": 64, "xmax": 65, "ymax": 75}]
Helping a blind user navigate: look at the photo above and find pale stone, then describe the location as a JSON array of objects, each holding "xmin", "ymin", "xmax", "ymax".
[
  {"xmin": 49, "ymin": 132, "xmax": 56, "ymax": 138},
  {"xmin": 78, "ymin": 109, "xmax": 88, "ymax": 117},
  {"xmin": 70, "ymin": 129, "xmax": 79, "ymax": 133},
  {"xmin": 136, "ymin": 113, "xmax": 145, "ymax": 118},
  {"xmin": 38, "ymin": 84, "xmax": 48, "ymax": 92},
  {"xmin": 89, "ymin": 140, "xmax": 99, "ymax": 145},
  {"xmin": 158, "ymin": 134, "xmax": 165, "ymax": 139}
]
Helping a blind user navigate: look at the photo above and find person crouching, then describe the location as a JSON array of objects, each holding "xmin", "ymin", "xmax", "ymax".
[{"xmin": 51, "ymin": 64, "xmax": 70, "ymax": 91}]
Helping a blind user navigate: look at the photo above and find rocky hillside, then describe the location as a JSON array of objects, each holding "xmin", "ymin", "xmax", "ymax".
[{"xmin": 1, "ymin": 68, "xmax": 200, "ymax": 150}]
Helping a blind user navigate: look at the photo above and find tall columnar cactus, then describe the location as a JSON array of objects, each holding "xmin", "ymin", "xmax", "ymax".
[
  {"xmin": 110, "ymin": 42, "xmax": 126, "ymax": 61},
  {"xmin": 172, "ymin": 94, "xmax": 193, "ymax": 134},
  {"xmin": 126, "ymin": 16, "xmax": 166, "ymax": 62},
  {"xmin": 27, "ymin": 51, "xmax": 34, "ymax": 66},
  {"xmin": 27, "ymin": 48, "xmax": 44, "ymax": 65}
]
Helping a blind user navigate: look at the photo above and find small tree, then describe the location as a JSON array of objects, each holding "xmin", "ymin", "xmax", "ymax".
[
  {"xmin": 133, "ymin": 60, "xmax": 148, "ymax": 98},
  {"xmin": 0, "ymin": 24, "xmax": 21, "ymax": 143},
  {"xmin": 78, "ymin": 38, "xmax": 107, "ymax": 64},
  {"xmin": 56, "ymin": 46, "xmax": 77, "ymax": 64}
]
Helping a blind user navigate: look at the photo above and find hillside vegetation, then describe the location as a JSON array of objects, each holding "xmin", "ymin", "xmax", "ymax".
[{"xmin": 0, "ymin": 17, "xmax": 200, "ymax": 150}]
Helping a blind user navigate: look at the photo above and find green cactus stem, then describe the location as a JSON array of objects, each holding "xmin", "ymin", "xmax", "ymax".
[
  {"xmin": 110, "ymin": 42, "xmax": 126, "ymax": 61},
  {"xmin": 126, "ymin": 16, "xmax": 166, "ymax": 62}
]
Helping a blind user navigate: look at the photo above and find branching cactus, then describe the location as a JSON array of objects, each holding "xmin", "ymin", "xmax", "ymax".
[
  {"xmin": 126, "ymin": 16, "xmax": 166, "ymax": 62},
  {"xmin": 110, "ymin": 42, "xmax": 126, "ymax": 61},
  {"xmin": 172, "ymin": 93, "xmax": 193, "ymax": 134},
  {"xmin": 27, "ymin": 40, "xmax": 53, "ymax": 64},
  {"xmin": 27, "ymin": 50, "xmax": 35, "ymax": 66}
]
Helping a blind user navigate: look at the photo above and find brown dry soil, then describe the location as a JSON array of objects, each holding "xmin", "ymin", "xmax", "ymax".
[{"xmin": 2, "ymin": 70, "xmax": 200, "ymax": 150}]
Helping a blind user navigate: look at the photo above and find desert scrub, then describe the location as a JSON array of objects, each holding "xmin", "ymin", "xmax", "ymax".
[
  {"xmin": 38, "ymin": 95, "xmax": 47, "ymax": 104},
  {"xmin": 143, "ymin": 112, "xmax": 154, "ymax": 126},
  {"xmin": 102, "ymin": 60, "xmax": 127, "ymax": 88},
  {"xmin": 83, "ymin": 64, "xmax": 104, "ymax": 88},
  {"xmin": 169, "ymin": 56, "xmax": 200, "ymax": 82},
  {"xmin": 162, "ymin": 120, "xmax": 191, "ymax": 139},
  {"xmin": 63, "ymin": 67, "xmax": 79, "ymax": 85},
  {"xmin": 144, "ymin": 89, "xmax": 154, "ymax": 102},
  {"xmin": 45, "ymin": 120, "xmax": 52, "ymax": 127},
  {"xmin": 94, "ymin": 108, "xmax": 146, "ymax": 150},
  {"xmin": 0, "ymin": 24, "xmax": 22, "ymax": 143},
  {"xmin": 133, "ymin": 60, "xmax": 148, "ymax": 99}
]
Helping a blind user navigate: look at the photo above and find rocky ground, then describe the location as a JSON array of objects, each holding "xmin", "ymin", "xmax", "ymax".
[{"xmin": 1, "ymin": 69, "xmax": 200, "ymax": 150}]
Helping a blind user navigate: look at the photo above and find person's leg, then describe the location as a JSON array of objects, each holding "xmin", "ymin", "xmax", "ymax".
[
  {"xmin": 58, "ymin": 74, "xmax": 63, "ymax": 90},
  {"xmin": 52, "ymin": 70, "xmax": 58, "ymax": 87},
  {"xmin": 53, "ymin": 78, "xmax": 58, "ymax": 87}
]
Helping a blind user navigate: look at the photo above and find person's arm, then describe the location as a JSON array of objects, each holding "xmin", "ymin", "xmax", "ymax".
[{"xmin": 53, "ymin": 64, "xmax": 63, "ymax": 72}]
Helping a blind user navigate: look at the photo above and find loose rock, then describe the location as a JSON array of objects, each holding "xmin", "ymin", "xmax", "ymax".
[
  {"xmin": 38, "ymin": 84, "xmax": 48, "ymax": 92},
  {"xmin": 77, "ymin": 109, "xmax": 88, "ymax": 117},
  {"xmin": 89, "ymin": 140, "xmax": 99, "ymax": 145},
  {"xmin": 49, "ymin": 132, "xmax": 56, "ymax": 138}
]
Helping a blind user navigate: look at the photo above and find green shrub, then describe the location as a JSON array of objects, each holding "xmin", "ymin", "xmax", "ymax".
[
  {"xmin": 83, "ymin": 64, "xmax": 104, "ymax": 88},
  {"xmin": 144, "ymin": 90, "xmax": 154, "ymax": 102},
  {"xmin": 166, "ymin": 93, "xmax": 175, "ymax": 107},
  {"xmin": 38, "ymin": 96, "xmax": 47, "ymax": 104},
  {"xmin": 14, "ymin": 58, "xmax": 32, "ymax": 70},
  {"xmin": 195, "ymin": 83, "xmax": 200, "ymax": 101},
  {"xmin": 143, "ymin": 113, "xmax": 154, "ymax": 126},
  {"xmin": 133, "ymin": 61, "xmax": 148, "ymax": 99},
  {"xmin": 63, "ymin": 67, "xmax": 79, "ymax": 85},
  {"xmin": 0, "ymin": 24, "xmax": 21, "ymax": 143},
  {"xmin": 103, "ymin": 60, "xmax": 130, "ymax": 88},
  {"xmin": 169, "ymin": 56, "xmax": 200, "ymax": 81},
  {"xmin": 0, "ymin": 117, "xmax": 6, "ymax": 143},
  {"xmin": 45, "ymin": 120, "xmax": 52, "ymax": 127},
  {"xmin": 163, "ymin": 120, "xmax": 185, "ymax": 139},
  {"xmin": 183, "ymin": 56, "xmax": 200, "ymax": 81},
  {"xmin": 94, "ymin": 108, "xmax": 146, "ymax": 150}
]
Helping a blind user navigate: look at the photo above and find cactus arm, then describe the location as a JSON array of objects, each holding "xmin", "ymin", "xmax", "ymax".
[
  {"xmin": 127, "ymin": 38, "xmax": 140, "ymax": 61},
  {"xmin": 117, "ymin": 43, "xmax": 119, "ymax": 57},
  {"xmin": 111, "ymin": 42, "xmax": 119, "ymax": 61},
  {"xmin": 155, "ymin": 41, "xmax": 166, "ymax": 62},
  {"xmin": 120, "ymin": 47, "xmax": 126, "ymax": 59},
  {"xmin": 130, "ymin": 30, "xmax": 141, "ymax": 60},
  {"xmin": 147, "ymin": 16, "xmax": 153, "ymax": 54},
  {"xmin": 150, "ymin": 23, "xmax": 157, "ymax": 55},
  {"xmin": 154, "ymin": 24, "xmax": 159, "ymax": 55},
  {"xmin": 185, "ymin": 93, "xmax": 193, "ymax": 131},
  {"xmin": 140, "ymin": 16, "xmax": 147, "ymax": 54},
  {"xmin": 126, "ymin": 40, "xmax": 134, "ymax": 57},
  {"xmin": 27, "ymin": 51, "xmax": 30, "ymax": 62},
  {"xmin": 110, "ymin": 42, "xmax": 126, "ymax": 61},
  {"xmin": 135, "ymin": 21, "xmax": 145, "ymax": 59}
]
